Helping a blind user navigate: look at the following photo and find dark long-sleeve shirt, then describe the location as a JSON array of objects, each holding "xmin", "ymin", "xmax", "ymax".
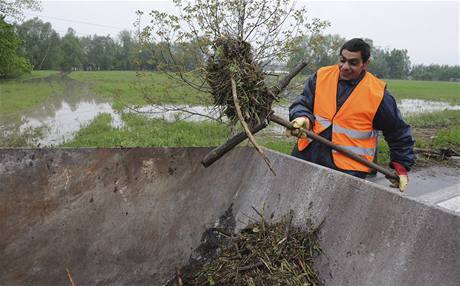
[{"xmin": 289, "ymin": 71, "xmax": 415, "ymax": 178}]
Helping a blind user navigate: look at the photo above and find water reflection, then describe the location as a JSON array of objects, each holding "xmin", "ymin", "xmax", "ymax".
[
  {"xmin": 128, "ymin": 105, "xmax": 221, "ymax": 122},
  {"xmin": 398, "ymin": 99, "xmax": 460, "ymax": 114},
  {"xmin": 0, "ymin": 75, "xmax": 123, "ymax": 146},
  {"xmin": 21, "ymin": 101, "xmax": 123, "ymax": 146}
]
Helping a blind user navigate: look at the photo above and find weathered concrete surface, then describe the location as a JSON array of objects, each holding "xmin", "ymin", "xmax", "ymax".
[
  {"xmin": 368, "ymin": 165, "xmax": 460, "ymax": 213},
  {"xmin": 1, "ymin": 147, "xmax": 459, "ymax": 285}
]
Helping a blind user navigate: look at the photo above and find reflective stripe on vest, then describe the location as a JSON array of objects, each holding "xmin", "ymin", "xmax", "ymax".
[
  {"xmin": 297, "ymin": 65, "xmax": 385, "ymax": 173},
  {"xmin": 316, "ymin": 115, "xmax": 332, "ymax": 129},
  {"xmin": 333, "ymin": 123, "xmax": 377, "ymax": 140}
]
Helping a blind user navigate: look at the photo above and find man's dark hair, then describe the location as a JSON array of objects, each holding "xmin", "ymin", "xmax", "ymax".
[{"xmin": 340, "ymin": 38, "xmax": 371, "ymax": 62}]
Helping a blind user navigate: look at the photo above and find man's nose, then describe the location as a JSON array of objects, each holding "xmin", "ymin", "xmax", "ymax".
[{"xmin": 342, "ymin": 61, "xmax": 351, "ymax": 70}]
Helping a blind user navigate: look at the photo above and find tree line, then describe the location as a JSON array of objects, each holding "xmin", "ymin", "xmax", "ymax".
[
  {"xmin": 2, "ymin": 16, "xmax": 459, "ymax": 81},
  {"xmin": 286, "ymin": 34, "xmax": 459, "ymax": 81}
]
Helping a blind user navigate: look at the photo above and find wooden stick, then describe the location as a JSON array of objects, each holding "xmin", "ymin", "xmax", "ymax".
[
  {"xmin": 231, "ymin": 77, "xmax": 276, "ymax": 175},
  {"xmin": 268, "ymin": 114, "xmax": 399, "ymax": 181},
  {"xmin": 66, "ymin": 268, "xmax": 77, "ymax": 286},
  {"xmin": 201, "ymin": 121, "xmax": 268, "ymax": 167}
]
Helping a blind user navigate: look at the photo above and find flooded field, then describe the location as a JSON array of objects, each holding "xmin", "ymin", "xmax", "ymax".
[
  {"xmin": 1, "ymin": 76, "xmax": 123, "ymax": 146},
  {"xmin": 1, "ymin": 75, "xmax": 460, "ymax": 146}
]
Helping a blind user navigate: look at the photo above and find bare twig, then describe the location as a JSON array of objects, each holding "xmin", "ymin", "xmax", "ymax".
[
  {"xmin": 237, "ymin": 261, "xmax": 264, "ymax": 271},
  {"xmin": 231, "ymin": 77, "xmax": 276, "ymax": 176},
  {"xmin": 65, "ymin": 268, "xmax": 77, "ymax": 286},
  {"xmin": 176, "ymin": 267, "xmax": 184, "ymax": 286}
]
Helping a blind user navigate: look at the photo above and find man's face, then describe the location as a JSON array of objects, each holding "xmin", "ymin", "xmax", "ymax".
[{"xmin": 338, "ymin": 49, "xmax": 369, "ymax": 80}]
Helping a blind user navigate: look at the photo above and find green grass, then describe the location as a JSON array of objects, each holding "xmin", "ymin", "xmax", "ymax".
[
  {"xmin": 375, "ymin": 111, "xmax": 460, "ymax": 165},
  {"xmin": 1, "ymin": 70, "xmax": 59, "ymax": 82},
  {"xmin": 386, "ymin": 79, "xmax": 460, "ymax": 104},
  {"xmin": 376, "ymin": 139, "xmax": 390, "ymax": 165},
  {"xmin": 19, "ymin": 70, "xmax": 59, "ymax": 81},
  {"xmin": 259, "ymin": 138, "xmax": 294, "ymax": 155},
  {"xmin": 68, "ymin": 71, "xmax": 212, "ymax": 110},
  {"xmin": 62, "ymin": 113, "xmax": 229, "ymax": 147},
  {"xmin": 0, "ymin": 70, "xmax": 58, "ymax": 82},
  {"xmin": 405, "ymin": 110, "xmax": 460, "ymax": 148},
  {"xmin": 405, "ymin": 109, "xmax": 460, "ymax": 128},
  {"xmin": 60, "ymin": 109, "xmax": 297, "ymax": 153},
  {"xmin": 0, "ymin": 78, "xmax": 64, "ymax": 114},
  {"xmin": 434, "ymin": 124, "xmax": 460, "ymax": 147}
]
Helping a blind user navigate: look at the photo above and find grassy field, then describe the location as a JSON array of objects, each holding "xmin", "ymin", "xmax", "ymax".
[
  {"xmin": 18, "ymin": 70, "xmax": 59, "ymax": 81},
  {"xmin": 0, "ymin": 71, "xmax": 63, "ymax": 114},
  {"xmin": 62, "ymin": 113, "xmax": 229, "ymax": 147},
  {"xmin": 386, "ymin": 79, "xmax": 460, "ymax": 104},
  {"xmin": 405, "ymin": 109, "xmax": 460, "ymax": 128},
  {"xmin": 0, "ymin": 70, "xmax": 59, "ymax": 82},
  {"xmin": 68, "ymin": 71, "xmax": 212, "ymax": 110}
]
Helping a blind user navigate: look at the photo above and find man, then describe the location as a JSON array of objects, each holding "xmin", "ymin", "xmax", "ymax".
[{"xmin": 288, "ymin": 38, "xmax": 415, "ymax": 192}]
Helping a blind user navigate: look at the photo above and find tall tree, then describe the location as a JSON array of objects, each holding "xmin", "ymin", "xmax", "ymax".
[
  {"xmin": 115, "ymin": 30, "xmax": 134, "ymax": 70},
  {"xmin": 386, "ymin": 49, "xmax": 410, "ymax": 79},
  {"xmin": 0, "ymin": 0, "xmax": 40, "ymax": 77},
  {"xmin": 411, "ymin": 64, "xmax": 460, "ymax": 81},
  {"xmin": 0, "ymin": 16, "xmax": 31, "ymax": 78},
  {"xmin": 0, "ymin": 0, "xmax": 41, "ymax": 21},
  {"xmin": 15, "ymin": 17, "xmax": 61, "ymax": 70},
  {"xmin": 59, "ymin": 28, "xmax": 83, "ymax": 71},
  {"xmin": 287, "ymin": 34, "xmax": 346, "ymax": 74}
]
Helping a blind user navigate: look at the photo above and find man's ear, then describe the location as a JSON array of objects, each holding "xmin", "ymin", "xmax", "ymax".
[{"xmin": 363, "ymin": 59, "xmax": 370, "ymax": 70}]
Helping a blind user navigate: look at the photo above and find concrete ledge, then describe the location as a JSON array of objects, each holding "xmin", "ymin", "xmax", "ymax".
[{"xmin": 417, "ymin": 183, "xmax": 460, "ymax": 203}]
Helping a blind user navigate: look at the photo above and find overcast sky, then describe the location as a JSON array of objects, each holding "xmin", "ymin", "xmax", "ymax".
[{"xmin": 23, "ymin": 0, "xmax": 459, "ymax": 65}]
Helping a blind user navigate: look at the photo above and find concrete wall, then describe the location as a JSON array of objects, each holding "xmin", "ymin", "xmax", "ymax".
[{"xmin": 1, "ymin": 148, "xmax": 459, "ymax": 285}]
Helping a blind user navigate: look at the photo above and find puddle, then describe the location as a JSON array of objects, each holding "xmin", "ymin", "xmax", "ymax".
[
  {"xmin": 20, "ymin": 101, "xmax": 123, "ymax": 146},
  {"xmin": 0, "ymin": 75, "xmax": 123, "ymax": 146},
  {"xmin": 398, "ymin": 99, "xmax": 460, "ymax": 114},
  {"xmin": 127, "ymin": 105, "xmax": 221, "ymax": 122}
]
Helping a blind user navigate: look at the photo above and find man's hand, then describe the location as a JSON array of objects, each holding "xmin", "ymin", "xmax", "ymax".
[
  {"xmin": 286, "ymin": 117, "xmax": 310, "ymax": 138},
  {"xmin": 389, "ymin": 162, "xmax": 408, "ymax": 192}
]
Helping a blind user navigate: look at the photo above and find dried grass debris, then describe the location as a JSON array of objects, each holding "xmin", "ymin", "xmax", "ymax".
[
  {"xmin": 178, "ymin": 213, "xmax": 323, "ymax": 285},
  {"xmin": 206, "ymin": 36, "xmax": 278, "ymax": 127}
]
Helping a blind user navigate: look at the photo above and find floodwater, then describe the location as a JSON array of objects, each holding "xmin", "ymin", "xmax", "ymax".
[
  {"xmin": 0, "ymin": 75, "xmax": 123, "ymax": 146},
  {"xmin": 1, "ymin": 75, "xmax": 460, "ymax": 147},
  {"xmin": 398, "ymin": 99, "xmax": 460, "ymax": 114}
]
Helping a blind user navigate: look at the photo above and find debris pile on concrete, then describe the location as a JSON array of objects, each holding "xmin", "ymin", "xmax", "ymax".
[{"xmin": 177, "ymin": 213, "xmax": 322, "ymax": 285}]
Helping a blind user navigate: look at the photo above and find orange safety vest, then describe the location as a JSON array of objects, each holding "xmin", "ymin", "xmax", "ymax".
[{"xmin": 297, "ymin": 65, "xmax": 385, "ymax": 173}]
